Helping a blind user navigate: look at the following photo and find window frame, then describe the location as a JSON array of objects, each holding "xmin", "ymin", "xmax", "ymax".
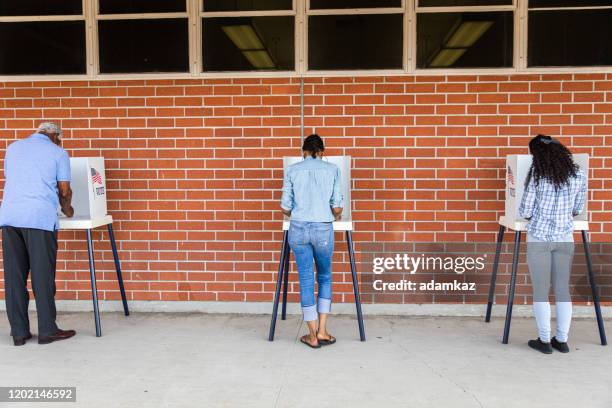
[
  {"xmin": 524, "ymin": 2, "xmax": 612, "ymax": 69},
  {"xmin": 0, "ymin": 0, "xmax": 89, "ymax": 78},
  {"xmin": 0, "ymin": 0, "xmax": 609, "ymax": 81},
  {"xmin": 414, "ymin": 0, "xmax": 518, "ymax": 72},
  {"xmin": 304, "ymin": 0, "xmax": 407, "ymax": 74},
  {"xmin": 94, "ymin": 0, "xmax": 191, "ymax": 76},
  {"xmin": 200, "ymin": 0, "xmax": 298, "ymax": 75}
]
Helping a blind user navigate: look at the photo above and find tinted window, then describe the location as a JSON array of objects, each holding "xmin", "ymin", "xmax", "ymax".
[
  {"xmin": 0, "ymin": 0, "xmax": 82, "ymax": 16},
  {"xmin": 0, "ymin": 21, "xmax": 86, "ymax": 74},
  {"xmin": 309, "ymin": 14, "xmax": 403, "ymax": 70},
  {"xmin": 528, "ymin": 9, "xmax": 612, "ymax": 67},
  {"xmin": 417, "ymin": 12, "xmax": 513, "ymax": 68},
  {"xmin": 310, "ymin": 0, "xmax": 401, "ymax": 8},
  {"xmin": 203, "ymin": 17, "xmax": 295, "ymax": 71},
  {"xmin": 420, "ymin": 0, "xmax": 511, "ymax": 5},
  {"xmin": 99, "ymin": 19, "xmax": 189, "ymax": 73},
  {"xmin": 203, "ymin": 0, "xmax": 292, "ymax": 12},
  {"xmin": 99, "ymin": 0, "xmax": 186, "ymax": 14},
  {"xmin": 529, "ymin": 0, "xmax": 611, "ymax": 7}
]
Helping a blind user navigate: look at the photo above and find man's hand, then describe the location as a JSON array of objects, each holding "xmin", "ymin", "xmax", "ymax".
[
  {"xmin": 58, "ymin": 181, "xmax": 74, "ymax": 218},
  {"xmin": 62, "ymin": 206, "xmax": 75, "ymax": 218}
]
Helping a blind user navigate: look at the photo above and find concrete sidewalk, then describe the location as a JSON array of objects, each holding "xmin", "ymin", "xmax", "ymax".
[{"xmin": 0, "ymin": 313, "xmax": 610, "ymax": 408}]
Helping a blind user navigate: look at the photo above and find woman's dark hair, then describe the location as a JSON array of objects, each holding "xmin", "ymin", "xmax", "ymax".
[
  {"xmin": 526, "ymin": 134, "xmax": 578, "ymax": 190},
  {"xmin": 302, "ymin": 134, "xmax": 325, "ymax": 158}
]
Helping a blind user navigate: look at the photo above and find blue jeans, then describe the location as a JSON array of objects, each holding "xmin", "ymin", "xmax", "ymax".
[{"xmin": 288, "ymin": 221, "xmax": 334, "ymax": 322}]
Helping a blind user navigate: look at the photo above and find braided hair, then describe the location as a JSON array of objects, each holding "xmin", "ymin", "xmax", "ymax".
[
  {"xmin": 302, "ymin": 134, "xmax": 325, "ymax": 158},
  {"xmin": 526, "ymin": 134, "xmax": 578, "ymax": 190}
]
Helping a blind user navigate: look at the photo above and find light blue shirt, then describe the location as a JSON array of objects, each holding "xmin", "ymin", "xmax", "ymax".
[
  {"xmin": 281, "ymin": 157, "xmax": 343, "ymax": 223},
  {"xmin": 0, "ymin": 133, "xmax": 71, "ymax": 231},
  {"xmin": 519, "ymin": 168, "xmax": 587, "ymax": 242}
]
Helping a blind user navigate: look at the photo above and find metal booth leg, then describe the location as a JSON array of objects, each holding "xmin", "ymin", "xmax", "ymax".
[
  {"xmin": 107, "ymin": 224, "xmax": 129, "ymax": 316},
  {"xmin": 346, "ymin": 231, "xmax": 366, "ymax": 342},
  {"xmin": 86, "ymin": 229, "xmax": 102, "ymax": 337},
  {"xmin": 581, "ymin": 230, "xmax": 607, "ymax": 346},
  {"xmin": 281, "ymin": 242, "xmax": 290, "ymax": 320},
  {"xmin": 269, "ymin": 231, "xmax": 289, "ymax": 341},
  {"xmin": 485, "ymin": 225, "xmax": 505, "ymax": 322},
  {"xmin": 502, "ymin": 230, "xmax": 522, "ymax": 344}
]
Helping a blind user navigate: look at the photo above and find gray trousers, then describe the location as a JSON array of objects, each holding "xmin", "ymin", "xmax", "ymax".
[
  {"xmin": 526, "ymin": 233, "xmax": 574, "ymax": 303},
  {"xmin": 2, "ymin": 226, "xmax": 59, "ymax": 338}
]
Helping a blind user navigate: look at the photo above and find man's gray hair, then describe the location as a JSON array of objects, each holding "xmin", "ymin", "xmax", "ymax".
[{"xmin": 37, "ymin": 122, "xmax": 62, "ymax": 136}]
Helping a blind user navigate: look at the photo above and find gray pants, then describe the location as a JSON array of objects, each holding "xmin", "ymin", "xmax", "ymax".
[
  {"xmin": 526, "ymin": 233, "xmax": 574, "ymax": 303},
  {"xmin": 2, "ymin": 226, "xmax": 59, "ymax": 338},
  {"xmin": 526, "ymin": 232, "xmax": 574, "ymax": 342}
]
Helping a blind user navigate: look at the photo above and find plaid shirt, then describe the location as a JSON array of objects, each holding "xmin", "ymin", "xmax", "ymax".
[{"xmin": 519, "ymin": 168, "xmax": 587, "ymax": 241}]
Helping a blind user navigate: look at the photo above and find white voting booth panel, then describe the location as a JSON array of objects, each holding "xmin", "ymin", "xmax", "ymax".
[
  {"xmin": 59, "ymin": 157, "xmax": 112, "ymax": 230},
  {"xmin": 502, "ymin": 153, "xmax": 588, "ymax": 231},
  {"xmin": 55, "ymin": 157, "xmax": 128, "ymax": 337},
  {"xmin": 282, "ymin": 156, "xmax": 352, "ymax": 231}
]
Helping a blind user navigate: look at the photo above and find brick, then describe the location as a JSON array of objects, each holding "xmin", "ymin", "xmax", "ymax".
[{"xmin": 0, "ymin": 75, "xmax": 608, "ymax": 306}]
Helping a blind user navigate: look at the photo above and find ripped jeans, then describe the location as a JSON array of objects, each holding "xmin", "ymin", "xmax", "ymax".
[{"xmin": 288, "ymin": 221, "xmax": 334, "ymax": 322}]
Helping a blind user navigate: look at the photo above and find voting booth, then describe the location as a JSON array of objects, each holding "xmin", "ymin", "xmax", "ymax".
[
  {"xmin": 503, "ymin": 153, "xmax": 589, "ymax": 230},
  {"xmin": 281, "ymin": 155, "xmax": 352, "ymax": 231},
  {"xmin": 269, "ymin": 156, "xmax": 365, "ymax": 341},
  {"xmin": 485, "ymin": 154, "xmax": 606, "ymax": 345},
  {"xmin": 59, "ymin": 157, "xmax": 129, "ymax": 337},
  {"xmin": 63, "ymin": 157, "xmax": 107, "ymax": 221}
]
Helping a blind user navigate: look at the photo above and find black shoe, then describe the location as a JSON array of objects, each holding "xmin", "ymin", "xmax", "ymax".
[
  {"xmin": 528, "ymin": 338, "xmax": 553, "ymax": 354},
  {"xmin": 13, "ymin": 333, "xmax": 33, "ymax": 346},
  {"xmin": 551, "ymin": 337, "xmax": 570, "ymax": 353},
  {"xmin": 38, "ymin": 329, "xmax": 76, "ymax": 345}
]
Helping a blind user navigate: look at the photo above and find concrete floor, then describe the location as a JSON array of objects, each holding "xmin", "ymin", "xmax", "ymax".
[{"xmin": 0, "ymin": 313, "xmax": 610, "ymax": 408}]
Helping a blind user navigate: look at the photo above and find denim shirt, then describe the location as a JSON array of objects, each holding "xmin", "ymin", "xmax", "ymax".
[
  {"xmin": 280, "ymin": 157, "xmax": 343, "ymax": 223},
  {"xmin": 519, "ymin": 168, "xmax": 587, "ymax": 242}
]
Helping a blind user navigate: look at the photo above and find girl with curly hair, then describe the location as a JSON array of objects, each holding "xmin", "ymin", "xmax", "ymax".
[{"xmin": 519, "ymin": 135, "xmax": 587, "ymax": 354}]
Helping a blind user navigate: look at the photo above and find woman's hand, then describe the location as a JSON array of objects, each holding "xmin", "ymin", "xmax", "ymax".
[{"xmin": 332, "ymin": 207, "xmax": 343, "ymax": 221}]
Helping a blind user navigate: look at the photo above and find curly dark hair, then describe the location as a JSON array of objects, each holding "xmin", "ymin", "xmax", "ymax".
[
  {"xmin": 302, "ymin": 134, "xmax": 325, "ymax": 158},
  {"xmin": 526, "ymin": 134, "xmax": 578, "ymax": 190}
]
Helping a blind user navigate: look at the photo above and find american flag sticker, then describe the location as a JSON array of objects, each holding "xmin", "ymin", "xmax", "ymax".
[
  {"xmin": 91, "ymin": 166, "xmax": 106, "ymax": 197},
  {"xmin": 91, "ymin": 167, "xmax": 103, "ymax": 185},
  {"xmin": 506, "ymin": 165, "xmax": 515, "ymax": 197}
]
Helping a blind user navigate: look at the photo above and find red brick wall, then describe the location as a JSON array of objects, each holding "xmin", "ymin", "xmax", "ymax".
[{"xmin": 0, "ymin": 73, "xmax": 610, "ymax": 304}]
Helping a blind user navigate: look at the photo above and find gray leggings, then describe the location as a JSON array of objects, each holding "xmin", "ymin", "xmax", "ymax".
[{"xmin": 526, "ymin": 233, "xmax": 574, "ymax": 302}]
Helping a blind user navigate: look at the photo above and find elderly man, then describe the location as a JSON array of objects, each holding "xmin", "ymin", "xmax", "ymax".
[{"xmin": 0, "ymin": 122, "xmax": 76, "ymax": 346}]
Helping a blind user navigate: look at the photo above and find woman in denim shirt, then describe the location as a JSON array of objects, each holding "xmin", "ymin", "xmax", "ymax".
[
  {"xmin": 519, "ymin": 135, "xmax": 587, "ymax": 354},
  {"xmin": 280, "ymin": 134, "xmax": 343, "ymax": 349}
]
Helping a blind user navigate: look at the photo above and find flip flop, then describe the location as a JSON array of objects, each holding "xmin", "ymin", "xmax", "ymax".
[
  {"xmin": 300, "ymin": 335, "xmax": 321, "ymax": 349},
  {"xmin": 317, "ymin": 335, "xmax": 336, "ymax": 346}
]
